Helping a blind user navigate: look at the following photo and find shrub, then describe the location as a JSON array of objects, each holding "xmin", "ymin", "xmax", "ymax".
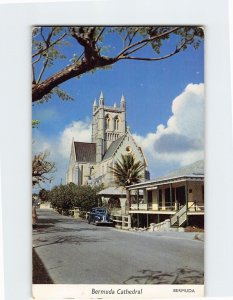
[{"xmin": 48, "ymin": 183, "xmax": 103, "ymax": 214}]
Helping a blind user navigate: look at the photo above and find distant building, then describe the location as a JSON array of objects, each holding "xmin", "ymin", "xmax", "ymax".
[{"xmin": 66, "ymin": 92, "xmax": 150, "ymax": 187}]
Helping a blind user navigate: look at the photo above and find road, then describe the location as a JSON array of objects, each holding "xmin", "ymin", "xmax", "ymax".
[{"xmin": 33, "ymin": 209, "xmax": 204, "ymax": 284}]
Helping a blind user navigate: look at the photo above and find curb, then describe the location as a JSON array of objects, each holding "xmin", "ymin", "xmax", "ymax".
[{"xmin": 194, "ymin": 233, "xmax": 204, "ymax": 241}]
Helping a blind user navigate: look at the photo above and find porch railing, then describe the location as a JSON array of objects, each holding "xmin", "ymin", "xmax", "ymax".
[
  {"xmin": 130, "ymin": 202, "xmax": 204, "ymax": 213},
  {"xmin": 130, "ymin": 204, "xmax": 176, "ymax": 211},
  {"xmin": 130, "ymin": 203, "xmax": 147, "ymax": 210},
  {"xmin": 188, "ymin": 202, "xmax": 204, "ymax": 212}
]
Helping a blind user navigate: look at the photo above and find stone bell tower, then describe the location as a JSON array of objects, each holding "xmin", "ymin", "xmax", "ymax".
[{"xmin": 91, "ymin": 92, "xmax": 127, "ymax": 162}]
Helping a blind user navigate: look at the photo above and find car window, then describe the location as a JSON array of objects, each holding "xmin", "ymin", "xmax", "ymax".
[{"xmin": 96, "ymin": 209, "xmax": 106, "ymax": 214}]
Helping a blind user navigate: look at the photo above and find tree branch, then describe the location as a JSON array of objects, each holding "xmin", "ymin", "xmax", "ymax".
[
  {"xmin": 32, "ymin": 33, "xmax": 67, "ymax": 58},
  {"xmin": 32, "ymin": 64, "xmax": 36, "ymax": 84},
  {"xmin": 95, "ymin": 27, "xmax": 105, "ymax": 43},
  {"xmin": 121, "ymin": 38, "xmax": 189, "ymax": 61},
  {"xmin": 116, "ymin": 27, "xmax": 180, "ymax": 59},
  {"xmin": 32, "ymin": 53, "xmax": 42, "ymax": 65},
  {"xmin": 123, "ymin": 40, "xmax": 150, "ymax": 56},
  {"xmin": 32, "ymin": 55, "xmax": 116, "ymax": 102},
  {"xmin": 37, "ymin": 57, "xmax": 49, "ymax": 83},
  {"xmin": 40, "ymin": 27, "xmax": 47, "ymax": 44},
  {"xmin": 128, "ymin": 29, "xmax": 139, "ymax": 46},
  {"xmin": 70, "ymin": 27, "xmax": 99, "ymax": 61}
]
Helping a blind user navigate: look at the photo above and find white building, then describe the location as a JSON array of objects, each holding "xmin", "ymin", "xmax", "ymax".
[
  {"xmin": 126, "ymin": 160, "xmax": 204, "ymax": 229},
  {"xmin": 66, "ymin": 92, "xmax": 150, "ymax": 187}
]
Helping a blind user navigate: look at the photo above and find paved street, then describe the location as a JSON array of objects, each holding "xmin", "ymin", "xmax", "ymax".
[{"xmin": 33, "ymin": 209, "xmax": 204, "ymax": 284}]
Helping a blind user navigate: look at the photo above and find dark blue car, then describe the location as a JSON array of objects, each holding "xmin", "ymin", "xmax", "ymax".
[{"xmin": 88, "ymin": 207, "xmax": 113, "ymax": 226}]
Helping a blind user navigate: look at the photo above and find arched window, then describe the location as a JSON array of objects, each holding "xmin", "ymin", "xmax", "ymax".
[
  {"xmin": 105, "ymin": 115, "xmax": 110, "ymax": 129},
  {"xmin": 114, "ymin": 116, "xmax": 119, "ymax": 130}
]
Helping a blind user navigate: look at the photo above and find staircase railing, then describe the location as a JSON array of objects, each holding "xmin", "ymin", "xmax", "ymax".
[
  {"xmin": 170, "ymin": 204, "xmax": 187, "ymax": 227},
  {"xmin": 178, "ymin": 211, "xmax": 187, "ymax": 226}
]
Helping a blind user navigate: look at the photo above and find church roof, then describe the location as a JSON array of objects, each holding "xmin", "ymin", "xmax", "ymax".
[
  {"xmin": 74, "ymin": 142, "xmax": 96, "ymax": 163},
  {"xmin": 102, "ymin": 134, "xmax": 126, "ymax": 161}
]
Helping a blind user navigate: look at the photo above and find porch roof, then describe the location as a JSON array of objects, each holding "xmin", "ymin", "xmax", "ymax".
[
  {"xmin": 127, "ymin": 175, "xmax": 204, "ymax": 191},
  {"xmin": 127, "ymin": 160, "xmax": 204, "ymax": 191},
  {"xmin": 98, "ymin": 186, "xmax": 126, "ymax": 196},
  {"xmin": 98, "ymin": 186, "xmax": 144, "ymax": 196}
]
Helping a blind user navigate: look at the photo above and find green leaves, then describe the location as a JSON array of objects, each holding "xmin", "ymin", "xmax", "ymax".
[
  {"xmin": 53, "ymin": 87, "xmax": 74, "ymax": 101},
  {"xmin": 110, "ymin": 154, "xmax": 145, "ymax": 187},
  {"xmin": 38, "ymin": 188, "xmax": 49, "ymax": 202},
  {"xmin": 37, "ymin": 86, "xmax": 74, "ymax": 103},
  {"xmin": 48, "ymin": 183, "xmax": 102, "ymax": 212},
  {"xmin": 32, "ymin": 120, "xmax": 40, "ymax": 128}
]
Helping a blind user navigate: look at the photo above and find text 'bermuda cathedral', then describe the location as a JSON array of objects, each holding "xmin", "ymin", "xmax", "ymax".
[{"xmin": 66, "ymin": 92, "xmax": 150, "ymax": 187}]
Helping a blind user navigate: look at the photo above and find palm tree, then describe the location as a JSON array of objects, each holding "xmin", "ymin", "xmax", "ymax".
[{"xmin": 109, "ymin": 154, "xmax": 145, "ymax": 209}]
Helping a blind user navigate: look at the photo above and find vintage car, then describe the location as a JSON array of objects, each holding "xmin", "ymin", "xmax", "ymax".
[{"xmin": 88, "ymin": 207, "xmax": 114, "ymax": 226}]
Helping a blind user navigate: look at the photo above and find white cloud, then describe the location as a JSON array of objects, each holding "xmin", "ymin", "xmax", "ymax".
[
  {"xmin": 58, "ymin": 119, "xmax": 92, "ymax": 158},
  {"xmin": 133, "ymin": 83, "xmax": 204, "ymax": 176},
  {"xmin": 32, "ymin": 131, "xmax": 54, "ymax": 155},
  {"xmin": 32, "ymin": 119, "xmax": 92, "ymax": 188}
]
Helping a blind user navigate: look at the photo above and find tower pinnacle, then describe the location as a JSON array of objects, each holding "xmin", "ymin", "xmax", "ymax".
[
  {"xmin": 99, "ymin": 91, "xmax": 104, "ymax": 106},
  {"xmin": 93, "ymin": 98, "xmax": 98, "ymax": 113},
  {"xmin": 120, "ymin": 94, "xmax": 126, "ymax": 110}
]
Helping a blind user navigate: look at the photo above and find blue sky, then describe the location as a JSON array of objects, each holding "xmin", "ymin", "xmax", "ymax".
[{"xmin": 32, "ymin": 27, "xmax": 204, "ymax": 190}]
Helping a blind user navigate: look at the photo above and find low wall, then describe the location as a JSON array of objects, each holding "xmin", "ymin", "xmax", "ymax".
[
  {"xmin": 39, "ymin": 202, "xmax": 52, "ymax": 209},
  {"xmin": 150, "ymin": 219, "xmax": 184, "ymax": 232}
]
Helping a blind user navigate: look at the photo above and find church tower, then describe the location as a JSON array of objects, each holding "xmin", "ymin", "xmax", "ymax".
[{"xmin": 91, "ymin": 92, "xmax": 127, "ymax": 162}]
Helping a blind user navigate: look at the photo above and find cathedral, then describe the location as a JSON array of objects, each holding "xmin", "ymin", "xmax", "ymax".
[{"xmin": 66, "ymin": 92, "xmax": 150, "ymax": 187}]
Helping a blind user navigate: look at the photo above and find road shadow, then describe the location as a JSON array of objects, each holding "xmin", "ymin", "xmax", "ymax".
[
  {"xmin": 33, "ymin": 234, "xmax": 104, "ymax": 248},
  {"xmin": 33, "ymin": 248, "xmax": 54, "ymax": 284},
  {"xmin": 35, "ymin": 217, "xmax": 63, "ymax": 224},
  {"xmin": 33, "ymin": 223, "xmax": 56, "ymax": 231},
  {"xmin": 123, "ymin": 267, "xmax": 204, "ymax": 284},
  {"xmin": 33, "ymin": 224, "xmax": 111, "ymax": 235}
]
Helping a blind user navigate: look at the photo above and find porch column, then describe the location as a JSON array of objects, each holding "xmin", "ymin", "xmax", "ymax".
[
  {"xmin": 137, "ymin": 189, "xmax": 139, "ymax": 210},
  {"xmin": 169, "ymin": 183, "xmax": 173, "ymax": 210},
  {"xmin": 157, "ymin": 187, "xmax": 160, "ymax": 211},
  {"xmin": 126, "ymin": 188, "xmax": 131, "ymax": 213},
  {"xmin": 144, "ymin": 188, "xmax": 148, "ymax": 210},
  {"xmin": 175, "ymin": 189, "xmax": 178, "ymax": 211},
  {"xmin": 185, "ymin": 180, "xmax": 189, "ymax": 226}
]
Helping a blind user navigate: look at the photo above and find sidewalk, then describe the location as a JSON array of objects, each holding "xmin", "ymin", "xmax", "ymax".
[{"xmin": 121, "ymin": 228, "xmax": 204, "ymax": 241}]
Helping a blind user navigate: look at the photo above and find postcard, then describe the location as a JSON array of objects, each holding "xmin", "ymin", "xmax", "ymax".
[{"xmin": 31, "ymin": 25, "xmax": 205, "ymax": 299}]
